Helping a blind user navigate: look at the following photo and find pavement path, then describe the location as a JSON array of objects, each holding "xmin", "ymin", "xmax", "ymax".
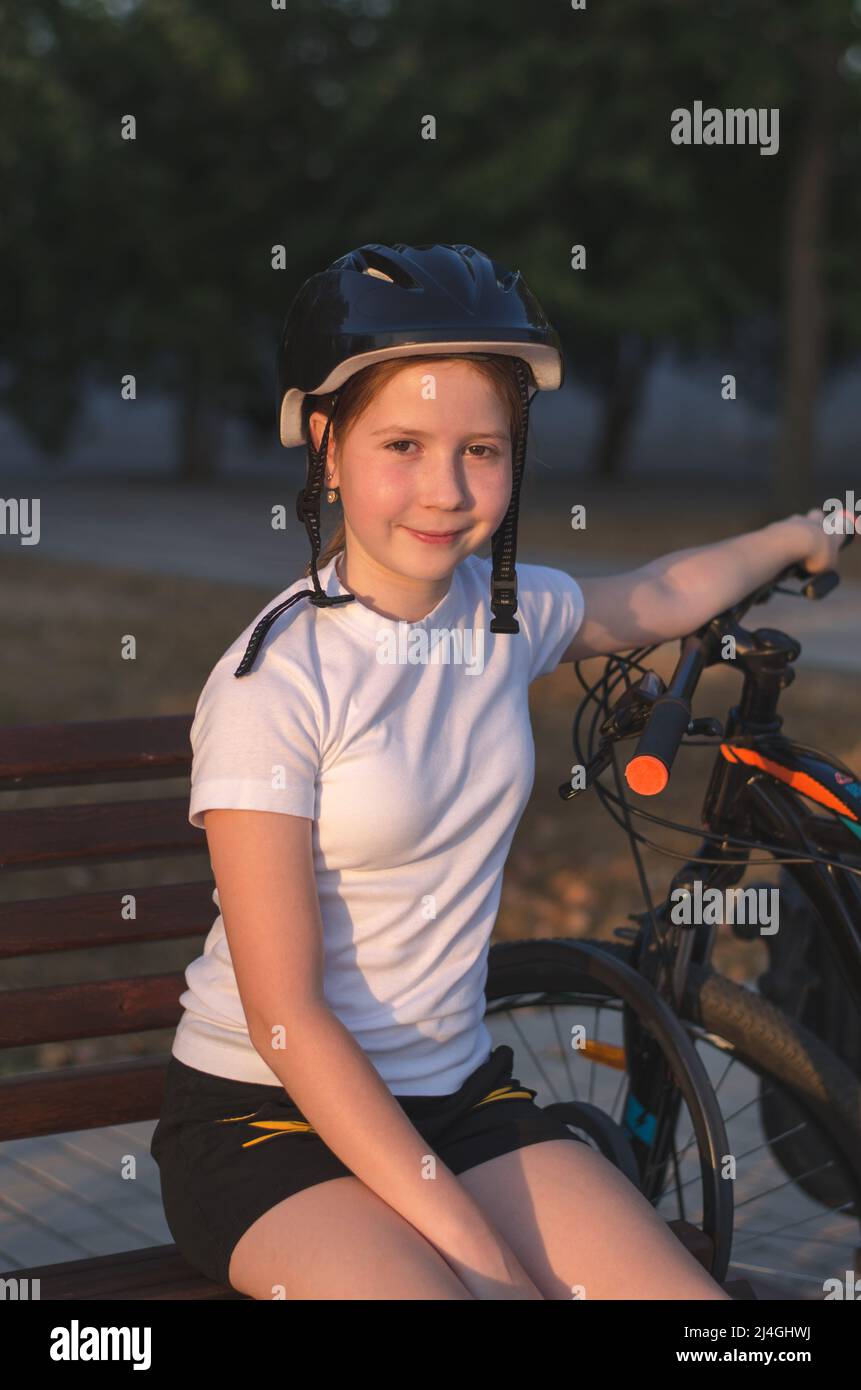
[{"xmin": 4, "ymin": 477, "xmax": 860, "ymax": 673}]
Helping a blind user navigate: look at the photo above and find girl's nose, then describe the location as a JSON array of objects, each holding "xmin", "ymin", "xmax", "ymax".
[{"xmin": 418, "ymin": 456, "xmax": 473, "ymax": 506}]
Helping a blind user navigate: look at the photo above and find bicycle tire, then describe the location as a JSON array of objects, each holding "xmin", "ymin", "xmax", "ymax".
[
  {"xmin": 593, "ymin": 939, "xmax": 861, "ymax": 1213},
  {"xmin": 759, "ymin": 865, "xmax": 861, "ymax": 1082},
  {"xmin": 682, "ymin": 962, "xmax": 861, "ymax": 1213},
  {"xmin": 484, "ymin": 937, "xmax": 734, "ymax": 1280}
]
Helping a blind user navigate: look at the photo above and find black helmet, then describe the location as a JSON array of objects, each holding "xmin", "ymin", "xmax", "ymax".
[{"xmin": 235, "ymin": 242, "xmax": 563, "ymax": 677}]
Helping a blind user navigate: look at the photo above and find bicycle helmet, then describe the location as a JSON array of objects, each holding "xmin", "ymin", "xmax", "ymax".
[{"xmin": 235, "ymin": 242, "xmax": 564, "ymax": 676}]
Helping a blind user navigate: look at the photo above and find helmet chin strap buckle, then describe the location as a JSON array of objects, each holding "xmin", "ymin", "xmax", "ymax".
[{"xmin": 490, "ymin": 573, "xmax": 519, "ymax": 634}]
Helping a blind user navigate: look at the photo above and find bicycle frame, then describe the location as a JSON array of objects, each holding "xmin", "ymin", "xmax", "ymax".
[
  {"xmin": 616, "ymin": 614, "xmax": 861, "ymax": 1209},
  {"xmin": 564, "ymin": 541, "xmax": 860, "ymax": 1236},
  {"xmin": 639, "ymin": 618, "xmax": 861, "ymax": 1015}
]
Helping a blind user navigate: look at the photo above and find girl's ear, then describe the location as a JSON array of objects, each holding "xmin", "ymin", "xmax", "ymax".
[{"xmin": 307, "ymin": 409, "xmax": 336, "ymax": 462}]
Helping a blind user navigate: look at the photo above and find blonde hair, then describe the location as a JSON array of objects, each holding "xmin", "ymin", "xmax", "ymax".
[{"xmin": 300, "ymin": 353, "xmax": 530, "ymax": 576}]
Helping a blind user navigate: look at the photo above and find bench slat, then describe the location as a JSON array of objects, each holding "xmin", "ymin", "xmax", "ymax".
[
  {"xmin": 0, "ymin": 713, "xmax": 236, "ymax": 1302},
  {"xmin": 1, "ymin": 973, "xmax": 185, "ymax": 1050},
  {"xmin": 0, "ymin": 1056, "xmax": 168, "ymax": 1140},
  {"xmin": 0, "ymin": 798, "xmax": 203, "ymax": 870},
  {"xmin": 3, "ymin": 1245, "xmax": 244, "ymax": 1300},
  {"xmin": 0, "ymin": 881, "xmax": 215, "ymax": 958},
  {"xmin": 0, "ymin": 715, "xmax": 192, "ymax": 790}
]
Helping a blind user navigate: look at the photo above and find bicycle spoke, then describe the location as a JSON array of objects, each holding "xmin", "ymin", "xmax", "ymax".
[
  {"xmin": 550, "ymin": 1004, "xmax": 580, "ymax": 1102},
  {"xmin": 487, "ymin": 981, "xmax": 861, "ymax": 1289},
  {"xmin": 733, "ymin": 1159, "xmax": 838, "ymax": 1213},
  {"xmin": 635, "ymin": 1076, "xmax": 685, "ymax": 1199},
  {"xmin": 669, "ymin": 1137, "xmax": 686, "ymax": 1224},
  {"xmin": 657, "ymin": 1129, "xmax": 814, "ymax": 1207},
  {"xmin": 655, "ymin": 1165, "xmax": 706, "ymax": 1201},
  {"xmin": 730, "ymin": 1121, "xmax": 809, "ymax": 1163},
  {"xmin": 657, "ymin": 1116, "xmax": 810, "ymax": 1204},
  {"xmin": 731, "ymin": 1203, "xmax": 857, "ymax": 1251},
  {"xmin": 502, "ymin": 1003, "xmax": 565, "ymax": 1104},
  {"xmin": 671, "ymin": 1080, "xmax": 779, "ymax": 1175}
]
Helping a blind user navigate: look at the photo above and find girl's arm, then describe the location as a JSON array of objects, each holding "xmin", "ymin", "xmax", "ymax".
[
  {"xmin": 563, "ymin": 508, "xmax": 849, "ymax": 663},
  {"xmin": 203, "ymin": 807, "xmax": 543, "ymax": 1301}
]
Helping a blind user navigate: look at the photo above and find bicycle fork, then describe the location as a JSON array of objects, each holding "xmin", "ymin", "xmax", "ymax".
[
  {"xmin": 622, "ymin": 1007, "xmax": 689, "ymax": 1209},
  {"xmin": 620, "ymin": 903, "xmax": 717, "ymax": 1212}
]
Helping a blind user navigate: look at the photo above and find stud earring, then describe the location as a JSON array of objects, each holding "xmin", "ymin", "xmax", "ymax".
[{"xmin": 325, "ymin": 472, "xmax": 339, "ymax": 505}]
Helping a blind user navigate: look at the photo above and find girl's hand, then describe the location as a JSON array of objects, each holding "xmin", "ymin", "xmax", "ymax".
[
  {"xmin": 446, "ymin": 1239, "xmax": 545, "ymax": 1301},
  {"xmin": 432, "ymin": 1200, "xmax": 545, "ymax": 1300},
  {"xmin": 789, "ymin": 507, "xmax": 855, "ymax": 576}
]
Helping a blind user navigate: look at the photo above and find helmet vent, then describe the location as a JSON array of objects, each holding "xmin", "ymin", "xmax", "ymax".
[{"xmin": 356, "ymin": 246, "xmax": 419, "ymax": 288}]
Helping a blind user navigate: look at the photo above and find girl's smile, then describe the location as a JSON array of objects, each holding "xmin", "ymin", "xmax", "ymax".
[{"xmin": 400, "ymin": 525, "xmax": 470, "ymax": 545}]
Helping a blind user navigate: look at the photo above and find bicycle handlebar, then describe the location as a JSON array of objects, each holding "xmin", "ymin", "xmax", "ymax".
[
  {"xmin": 624, "ymin": 523, "xmax": 855, "ymax": 797},
  {"xmin": 624, "ymin": 689, "xmax": 700, "ymax": 795},
  {"xmin": 624, "ymin": 635, "xmax": 709, "ymax": 794}
]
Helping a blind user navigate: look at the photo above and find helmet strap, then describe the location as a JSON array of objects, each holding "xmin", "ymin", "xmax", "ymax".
[
  {"xmin": 296, "ymin": 391, "xmax": 347, "ymax": 603},
  {"xmin": 235, "ymin": 392, "xmax": 355, "ymax": 677},
  {"xmin": 489, "ymin": 358, "xmax": 531, "ymax": 634}
]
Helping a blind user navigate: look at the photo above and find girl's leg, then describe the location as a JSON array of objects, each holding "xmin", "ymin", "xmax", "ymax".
[
  {"xmin": 228, "ymin": 1173, "xmax": 476, "ymax": 1300},
  {"xmin": 458, "ymin": 1139, "xmax": 732, "ymax": 1301}
]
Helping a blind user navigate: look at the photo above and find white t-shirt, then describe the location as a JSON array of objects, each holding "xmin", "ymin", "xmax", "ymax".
[{"xmin": 171, "ymin": 551, "xmax": 585, "ymax": 1095}]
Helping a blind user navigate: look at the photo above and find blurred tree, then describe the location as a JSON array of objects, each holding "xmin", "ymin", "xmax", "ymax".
[
  {"xmin": 335, "ymin": 0, "xmax": 861, "ymax": 493},
  {"xmin": 0, "ymin": 0, "xmax": 365, "ymax": 480},
  {"xmin": 648, "ymin": 0, "xmax": 861, "ymax": 510},
  {"xmin": 1, "ymin": 0, "xmax": 858, "ymax": 495}
]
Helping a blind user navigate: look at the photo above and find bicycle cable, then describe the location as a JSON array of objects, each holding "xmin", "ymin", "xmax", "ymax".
[
  {"xmin": 606, "ymin": 728, "xmax": 679, "ymax": 985},
  {"xmin": 566, "ymin": 648, "xmax": 861, "ymax": 885},
  {"xmin": 586, "ymin": 776, "xmax": 861, "ymax": 878},
  {"xmin": 572, "ymin": 645, "xmax": 681, "ymax": 981}
]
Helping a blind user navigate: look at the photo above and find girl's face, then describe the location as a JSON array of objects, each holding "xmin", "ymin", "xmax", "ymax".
[{"xmin": 308, "ymin": 360, "xmax": 513, "ymax": 614}]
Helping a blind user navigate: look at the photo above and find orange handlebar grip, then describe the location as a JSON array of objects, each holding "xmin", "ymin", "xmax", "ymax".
[{"xmin": 625, "ymin": 755, "xmax": 669, "ymax": 796}]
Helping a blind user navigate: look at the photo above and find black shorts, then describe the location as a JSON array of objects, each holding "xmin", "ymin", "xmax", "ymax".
[{"xmin": 149, "ymin": 1042, "xmax": 584, "ymax": 1291}]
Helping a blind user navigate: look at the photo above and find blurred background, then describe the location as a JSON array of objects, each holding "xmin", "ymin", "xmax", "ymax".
[{"xmin": 2, "ymin": 0, "xmax": 860, "ymax": 1038}]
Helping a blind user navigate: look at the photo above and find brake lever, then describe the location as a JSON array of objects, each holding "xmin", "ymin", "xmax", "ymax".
[
  {"xmin": 559, "ymin": 669, "xmax": 666, "ymax": 800},
  {"xmin": 598, "ymin": 669, "xmax": 665, "ymax": 738},
  {"xmin": 558, "ymin": 745, "xmax": 613, "ymax": 800}
]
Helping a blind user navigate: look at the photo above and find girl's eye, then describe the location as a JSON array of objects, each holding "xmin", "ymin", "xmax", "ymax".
[{"xmin": 385, "ymin": 440, "xmax": 500, "ymax": 457}]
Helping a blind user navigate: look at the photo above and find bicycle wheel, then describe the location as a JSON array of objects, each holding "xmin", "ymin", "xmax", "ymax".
[
  {"xmin": 483, "ymin": 938, "xmax": 734, "ymax": 1283},
  {"xmin": 681, "ymin": 960, "xmax": 861, "ymax": 1295},
  {"xmin": 753, "ymin": 866, "xmax": 861, "ymax": 1204},
  {"xmin": 597, "ymin": 938, "xmax": 861, "ymax": 1297},
  {"xmin": 756, "ymin": 866, "xmax": 861, "ymax": 1084}
]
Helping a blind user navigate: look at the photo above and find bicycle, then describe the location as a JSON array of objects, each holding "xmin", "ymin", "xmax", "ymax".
[{"xmin": 483, "ymin": 526, "xmax": 861, "ymax": 1298}]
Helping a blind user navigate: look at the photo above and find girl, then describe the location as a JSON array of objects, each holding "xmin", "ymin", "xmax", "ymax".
[{"xmin": 150, "ymin": 243, "xmax": 847, "ymax": 1301}]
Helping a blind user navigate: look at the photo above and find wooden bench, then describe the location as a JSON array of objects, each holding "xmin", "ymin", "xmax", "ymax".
[
  {"xmin": 0, "ymin": 714, "xmax": 244, "ymax": 1300},
  {"xmin": 0, "ymin": 714, "xmax": 754, "ymax": 1300}
]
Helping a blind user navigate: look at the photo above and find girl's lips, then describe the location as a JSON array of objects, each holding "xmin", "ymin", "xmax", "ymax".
[{"xmin": 403, "ymin": 526, "xmax": 466, "ymax": 545}]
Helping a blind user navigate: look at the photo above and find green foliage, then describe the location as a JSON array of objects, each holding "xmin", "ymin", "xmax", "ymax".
[{"xmin": 1, "ymin": 0, "xmax": 858, "ymax": 462}]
